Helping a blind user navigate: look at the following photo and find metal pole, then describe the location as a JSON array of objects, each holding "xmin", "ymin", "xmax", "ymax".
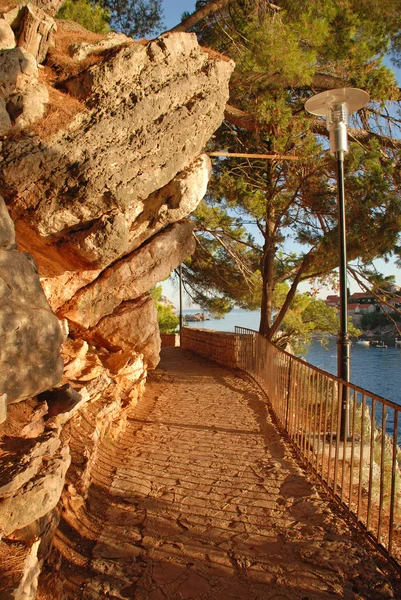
[
  {"xmin": 335, "ymin": 151, "xmax": 350, "ymax": 440},
  {"xmin": 305, "ymin": 89, "xmax": 370, "ymax": 441},
  {"xmin": 179, "ymin": 264, "xmax": 183, "ymax": 345}
]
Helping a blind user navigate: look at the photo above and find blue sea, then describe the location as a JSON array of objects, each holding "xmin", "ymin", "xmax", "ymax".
[{"xmin": 183, "ymin": 308, "xmax": 401, "ymax": 406}]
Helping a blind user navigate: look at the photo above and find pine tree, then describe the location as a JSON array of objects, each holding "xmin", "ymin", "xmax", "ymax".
[
  {"xmin": 101, "ymin": 0, "xmax": 163, "ymax": 38},
  {"xmin": 173, "ymin": 0, "xmax": 401, "ymax": 342},
  {"xmin": 57, "ymin": 0, "xmax": 163, "ymax": 38}
]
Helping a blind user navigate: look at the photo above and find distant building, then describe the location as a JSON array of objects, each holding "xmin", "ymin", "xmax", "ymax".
[
  {"xmin": 325, "ymin": 294, "xmax": 340, "ymax": 308},
  {"xmin": 325, "ymin": 289, "xmax": 401, "ymax": 315}
]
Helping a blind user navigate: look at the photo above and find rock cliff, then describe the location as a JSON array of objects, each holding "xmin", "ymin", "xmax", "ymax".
[{"xmin": 0, "ymin": 4, "xmax": 233, "ymax": 597}]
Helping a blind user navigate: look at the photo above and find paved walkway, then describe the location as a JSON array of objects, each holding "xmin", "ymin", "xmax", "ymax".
[{"xmin": 62, "ymin": 348, "xmax": 400, "ymax": 599}]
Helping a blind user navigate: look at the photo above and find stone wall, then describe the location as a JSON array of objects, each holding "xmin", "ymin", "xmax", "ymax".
[
  {"xmin": 160, "ymin": 333, "xmax": 180, "ymax": 347},
  {"xmin": 181, "ymin": 327, "xmax": 240, "ymax": 369}
]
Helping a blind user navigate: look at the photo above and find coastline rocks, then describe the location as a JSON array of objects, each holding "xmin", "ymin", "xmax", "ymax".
[{"xmin": 185, "ymin": 312, "xmax": 210, "ymax": 322}]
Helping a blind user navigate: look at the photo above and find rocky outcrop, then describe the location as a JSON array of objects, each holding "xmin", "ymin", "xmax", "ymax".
[
  {"xmin": 0, "ymin": 4, "xmax": 233, "ymax": 598},
  {"xmin": 0, "ymin": 196, "xmax": 64, "ymax": 408},
  {"xmin": 60, "ymin": 220, "xmax": 196, "ymax": 328},
  {"xmin": 185, "ymin": 311, "xmax": 210, "ymax": 322},
  {"xmin": 0, "ymin": 32, "xmax": 228, "ymax": 274}
]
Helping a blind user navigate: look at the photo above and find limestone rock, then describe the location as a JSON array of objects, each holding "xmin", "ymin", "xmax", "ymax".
[
  {"xmin": 102, "ymin": 350, "xmax": 133, "ymax": 375},
  {"xmin": 1, "ymin": 397, "xmax": 48, "ymax": 438},
  {"xmin": 10, "ymin": 538, "xmax": 41, "ymax": 600},
  {"xmin": 0, "ymin": 538, "xmax": 40, "ymax": 600},
  {"xmin": 0, "ymin": 393, "xmax": 6, "ymax": 424},
  {"xmin": 0, "ymin": 5, "xmax": 22, "ymax": 27},
  {"xmin": 60, "ymin": 220, "xmax": 195, "ymax": 328},
  {"xmin": 40, "ymin": 383, "xmax": 82, "ymax": 414},
  {"xmin": 58, "ymin": 317, "xmax": 68, "ymax": 339},
  {"xmin": 88, "ymin": 294, "xmax": 160, "ymax": 369},
  {"xmin": 67, "ymin": 210, "xmax": 131, "ymax": 270},
  {"xmin": 69, "ymin": 31, "xmax": 129, "ymax": 62},
  {"xmin": 0, "ymin": 19, "xmax": 15, "ymax": 49},
  {"xmin": 0, "ymin": 46, "xmax": 48, "ymax": 134},
  {"xmin": 0, "ymin": 47, "xmax": 37, "ymax": 96},
  {"xmin": 17, "ymin": 4, "xmax": 56, "ymax": 63},
  {"xmin": 0, "ymin": 442, "xmax": 70, "ymax": 536},
  {"xmin": 113, "ymin": 356, "xmax": 146, "ymax": 398},
  {"xmin": 41, "ymin": 269, "xmax": 102, "ymax": 312},
  {"xmin": 42, "ymin": 385, "xmax": 90, "ymax": 429},
  {"xmin": 0, "ymin": 196, "xmax": 16, "ymax": 250},
  {"xmin": 61, "ymin": 338, "xmax": 89, "ymax": 379},
  {"xmin": 67, "ymin": 154, "xmax": 212, "ymax": 270},
  {"xmin": 1, "ymin": 0, "xmax": 65, "ymax": 20},
  {"xmin": 31, "ymin": 0, "xmax": 66, "ymax": 17},
  {"xmin": 0, "ymin": 431, "xmax": 61, "ymax": 499},
  {"xmin": 0, "ymin": 247, "xmax": 64, "ymax": 404},
  {"xmin": 0, "ymin": 96, "xmax": 12, "ymax": 135},
  {"xmin": 0, "ymin": 32, "xmax": 233, "ymax": 275},
  {"xmin": 38, "ymin": 154, "xmax": 211, "ymax": 311},
  {"xmin": 81, "ymin": 372, "xmax": 112, "ymax": 402},
  {"xmin": 7, "ymin": 78, "xmax": 49, "ymax": 129}
]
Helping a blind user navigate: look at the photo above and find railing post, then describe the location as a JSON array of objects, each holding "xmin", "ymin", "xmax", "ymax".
[
  {"xmin": 285, "ymin": 356, "xmax": 293, "ymax": 430},
  {"xmin": 232, "ymin": 325, "xmax": 401, "ymax": 566}
]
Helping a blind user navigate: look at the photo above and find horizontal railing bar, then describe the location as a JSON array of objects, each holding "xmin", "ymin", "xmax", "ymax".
[
  {"xmin": 234, "ymin": 325, "xmax": 401, "ymax": 571},
  {"xmin": 234, "ymin": 328, "xmax": 401, "ymax": 411}
]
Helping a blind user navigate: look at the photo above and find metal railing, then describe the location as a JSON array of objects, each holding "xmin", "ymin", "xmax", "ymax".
[{"xmin": 235, "ymin": 326, "xmax": 401, "ymax": 567}]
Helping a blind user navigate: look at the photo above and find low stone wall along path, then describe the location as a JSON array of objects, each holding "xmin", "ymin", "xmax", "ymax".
[{"xmin": 55, "ymin": 348, "xmax": 401, "ymax": 599}]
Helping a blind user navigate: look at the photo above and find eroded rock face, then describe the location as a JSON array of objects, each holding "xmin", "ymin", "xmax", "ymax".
[
  {"xmin": 0, "ymin": 441, "xmax": 70, "ymax": 536},
  {"xmin": 87, "ymin": 294, "xmax": 161, "ymax": 369},
  {"xmin": 66, "ymin": 154, "xmax": 212, "ymax": 270},
  {"xmin": 0, "ymin": 197, "xmax": 64, "ymax": 407},
  {"xmin": 60, "ymin": 220, "xmax": 195, "ymax": 328},
  {"xmin": 0, "ymin": 13, "xmax": 233, "ymax": 599},
  {"xmin": 0, "ymin": 46, "xmax": 49, "ymax": 133},
  {"xmin": 0, "ymin": 1, "xmax": 55, "ymax": 136},
  {"xmin": 0, "ymin": 32, "xmax": 233, "ymax": 275}
]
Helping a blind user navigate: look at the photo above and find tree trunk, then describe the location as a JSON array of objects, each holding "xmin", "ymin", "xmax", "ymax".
[
  {"xmin": 259, "ymin": 218, "xmax": 275, "ymax": 338},
  {"xmin": 166, "ymin": 0, "xmax": 230, "ymax": 33}
]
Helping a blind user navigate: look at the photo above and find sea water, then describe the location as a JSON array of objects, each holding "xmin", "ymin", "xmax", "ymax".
[{"xmin": 183, "ymin": 308, "xmax": 401, "ymax": 406}]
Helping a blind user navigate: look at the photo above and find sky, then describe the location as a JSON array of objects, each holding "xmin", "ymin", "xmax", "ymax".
[
  {"xmin": 159, "ymin": 1, "xmax": 401, "ymax": 307},
  {"xmin": 162, "ymin": 0, "xmax": 196, "ymax": 31}
]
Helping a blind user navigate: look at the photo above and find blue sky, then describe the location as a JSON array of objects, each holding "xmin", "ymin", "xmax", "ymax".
[{"xmin": 162, "ymin": 0, "xmax": 196, "ymax": 30}]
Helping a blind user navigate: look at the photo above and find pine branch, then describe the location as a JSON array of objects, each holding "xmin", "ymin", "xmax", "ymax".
[
  {"xmin": 165, "ymin": 0, "xmax": 282, "ymax": 34},
  {"xmin": 165, "ymin": 0, "xmax": 231, "ymax": 33}
]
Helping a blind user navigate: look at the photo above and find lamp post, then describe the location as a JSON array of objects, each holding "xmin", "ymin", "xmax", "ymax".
[
  {"xmin": 305, "ymin": 88, "xmax": 369, "ymax": 440},
  {"xmin": 179, "ymin": 264, "xmax": 183, "ymax": 344}
]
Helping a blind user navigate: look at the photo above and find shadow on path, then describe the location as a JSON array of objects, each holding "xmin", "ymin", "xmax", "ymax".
[{"xmin": 55, "ymin": 348, "xmax": 401, "ymax": 600}]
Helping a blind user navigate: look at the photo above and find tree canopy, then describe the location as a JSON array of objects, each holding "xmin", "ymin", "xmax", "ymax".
[
  {"xmin": 102, "ymin": 0, "xmax": 163, "ymax": 38},
  {"xmin": 57, "ymin": 0, "xmax": 110, "ymax": 33},
  {"xmin": 171, "ymin": 0, "xmax": 401, "ymax": 343},
  {"xmin": 58, "ymin": 0, "xmax": 163, "ymax": 37}
]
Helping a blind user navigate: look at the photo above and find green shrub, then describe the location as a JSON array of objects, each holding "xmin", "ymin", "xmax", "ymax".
[
  {"xmin": 150, "ymin": 285, "xmax": 179, "ymax": 334},
  {"xmin": 57, "ymin": 0, "xmax": 110, "ymax": 34}
]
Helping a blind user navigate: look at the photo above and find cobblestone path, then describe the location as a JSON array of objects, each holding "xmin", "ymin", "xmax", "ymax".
[{"xmin": 70, "ymin": 348, "xmax": 400, "ymax": 599}]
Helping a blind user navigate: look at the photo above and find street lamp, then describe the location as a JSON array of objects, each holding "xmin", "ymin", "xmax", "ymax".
[
  {"xmin": 179, "ymin": 264, "xmax": 183, "ymax": 343},
  {"xmin": 305, "ymin": 88, "xmax": 369, "ymax": 439}
]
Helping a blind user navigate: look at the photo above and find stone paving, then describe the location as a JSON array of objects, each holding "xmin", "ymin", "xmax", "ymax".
[{"xmin": 67, "ymin": 348, "xmax": 401, "ymax": 599}]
